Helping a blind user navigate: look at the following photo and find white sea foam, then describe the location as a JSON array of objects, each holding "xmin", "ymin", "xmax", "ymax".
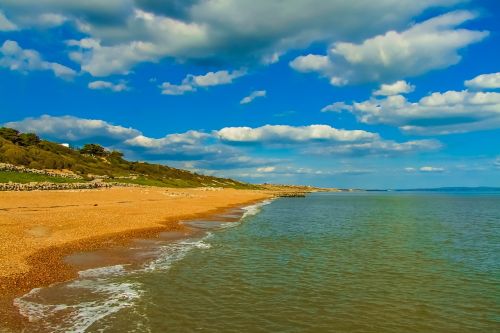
[
  {"xmin": 142, "ymin": 233, "xmax": 213, "ymax": 272},
  {"xmin": 78, "ymin": 264, "xmax": 127, "ymax": 278},
  {"xmin": 241, "ymin": 199, "xmax": 273, "ymax": 219},
  {"xmin": 14, "ymin": 279, "xmax": 141, "ymax": 333}
]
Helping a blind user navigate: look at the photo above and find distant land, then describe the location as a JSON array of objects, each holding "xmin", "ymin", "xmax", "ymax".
[{"xmin": 366, "ymin": 187, "xmax": 500, "ymax": 192}]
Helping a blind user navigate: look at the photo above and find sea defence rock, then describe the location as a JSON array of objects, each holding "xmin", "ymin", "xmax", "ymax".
[
  {"xmin": 0, "ymin": 163, "xmax": 83, "ymax": 180},
  {"xmin": 275, "ymin": 192, "xmax": 307, "ymax": 197},
  {"xmin": 0, "ymin": 182, "xmax": 113, "ymax": 191}
]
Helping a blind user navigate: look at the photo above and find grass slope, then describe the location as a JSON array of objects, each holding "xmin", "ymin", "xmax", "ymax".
[{"xmin": 0, "ymin": 171, "xmax": 82, "ymax": 184}]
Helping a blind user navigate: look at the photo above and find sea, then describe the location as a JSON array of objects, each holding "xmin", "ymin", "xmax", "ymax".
[{"xmin": 11, "ymin": 192, "xmax": 500, "ymax": 332}]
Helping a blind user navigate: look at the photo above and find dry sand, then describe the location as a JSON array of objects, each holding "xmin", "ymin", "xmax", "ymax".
[{"xmin": 0, "ymin": 187, "xmax": 272, "ymax": 295}]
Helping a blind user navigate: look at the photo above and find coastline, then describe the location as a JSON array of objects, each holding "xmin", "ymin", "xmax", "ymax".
[{"xmin": 0, "ymin": 187, "xmax": 274, "ymax": 329}]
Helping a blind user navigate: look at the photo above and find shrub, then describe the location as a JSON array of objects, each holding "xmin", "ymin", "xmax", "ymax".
[
  {"xmin": 80, "ymin": 143, "xmax": 108, "ymax": 157},
  {"xmin": 0, "ymin": 127, "xmax": 20, "ymax": 143},
  {"xmin": 19, "ymin": 133, "xmax": 41, "ymax": 146}
]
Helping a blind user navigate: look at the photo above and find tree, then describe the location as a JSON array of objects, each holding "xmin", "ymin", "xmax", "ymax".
[
  {"xmin": 0, "ymin": 127, "xmax": 20, "ymax": 143},
  {"xmin": 19, "ymin": 133, "xmax": 40, "ymax": 146},
  {"xmin": 109, "ymin": 150, "xmax": 124, "ymax": 159},
  {"xmin": 79, "ymin": 143, "xmax": 108, "ymax": 156}
]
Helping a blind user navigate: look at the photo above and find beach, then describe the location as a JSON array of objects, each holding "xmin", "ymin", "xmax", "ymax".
[{"xmin": 0, "ymin": 187, "xmax": 272, "ymax": 328}]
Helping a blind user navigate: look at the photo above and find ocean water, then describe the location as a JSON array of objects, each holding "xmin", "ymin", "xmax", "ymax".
[{"xmin": 14, "ymin": 193, "xmax": 500, "ymax": 332}]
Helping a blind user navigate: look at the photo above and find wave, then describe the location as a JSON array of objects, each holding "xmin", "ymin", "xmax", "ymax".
[
  {"xmin": 14, "ymin": 279, "xmax": 141, "ymax": 333},
  {"xmin": 241, "ymin": 198, "xmax": 274, "ymax": 219}
]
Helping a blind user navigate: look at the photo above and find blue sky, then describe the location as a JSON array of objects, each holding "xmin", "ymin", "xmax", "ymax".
[{"xmin": 0, "ymin": 0, "xmax": 499, "ymax": 188}]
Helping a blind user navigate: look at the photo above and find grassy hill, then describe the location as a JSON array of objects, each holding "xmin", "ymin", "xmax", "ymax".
[{"xmin": 0, "ymin": 127, "xmax": 257, "ymax": 189}]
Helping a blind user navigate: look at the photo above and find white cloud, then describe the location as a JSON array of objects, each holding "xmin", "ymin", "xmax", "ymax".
[
  {"xmin": 123, "ymin": 131, "xmax": 227, "ymax": 161},
  {"xmin": 290, "ymin": 11, "xmax": 488, "ymax": 85},
  {"xmin": 0, "ymin": 1, "xmax": 463, "ymax": 76},
  {"xmin": 160, "ymin": 69, "xmax": 245, "ymax": 95},
  {"xmin": 374, "ymin": 80, "xmax": 415, "ymax": 96},
  {"xmin": 309, "ymin": 139, "xmax": 442, "ymax": 156},
  {"xmin": 240, "ymin": 90, "xmax": 266, "ymax": 104},
  {"xmin": 494, "ymin": 157, "xmax": 500, "ymax": 168},
  {"xmin": 216, "ymin": 124, "xmax": 441, "ymax": 156},
  {"xmin": 88, "ymin": 80, "xmax": 129, "ymax": 92},
  {"xmin": 187, "ymin": 69, "xmax": 246, "ymax": 87},
  {"xmin": 35, "ymin": 13, "xmax": 68, "ymax": 27},
  {"xmin": 349, "ymin": 90, "xmax": 500, "ymax": 135},
  {"xmin": 405, "ymin": 166, "xmax": 445, "ymax": 172},
  {"xmin": 160, "ymin": 82, "xmax": 195, "ymax": 95},
  {"xmin": 465, "ymin": 72, "xmax": 500, "ymax": 90},
  {"xmin": 4, "ymin": 115, "xmax": 140, "ymax": 142},
  {"xmin": 329, "ymin": 76, "xmax": 500, "ymax": 135},
  {"xmin": 217, "ymin": 124, "xmax": 379, "ymax": 143},
  {"xmin": 290, "ymin": 54, "xmax": 331, "ymax": 73},
  {"xmin": 256, "ymin": 166, "xmax": 276, "ymax": 173},
  {"xmin": 0, "ymin": 10, "xmax": 17, "ymax": 31},
  {"xmin": 321, "ymin": 102, "xmax": 353, "ymax": 113},
  {"xmin": 419, "ymin": 166, "xmax": 445, "ymax": 172},
  {"xmin": 124, "ymin": 131, "xmax": 210, "ymax": 148},
  {"xmin": 0, "ymin": 40, "xmax": 76, "ymax": 79}
]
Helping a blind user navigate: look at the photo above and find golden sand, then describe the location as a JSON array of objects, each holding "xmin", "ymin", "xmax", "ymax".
[{"xmin": 0, "ymin": 187, "xmax": 272, "ymax": 293}]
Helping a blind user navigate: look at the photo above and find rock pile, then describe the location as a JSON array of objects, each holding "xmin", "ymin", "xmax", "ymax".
[
  {"xmin": 0, "ymin": 182, "xmax": 113, "ymax": 191},
  {"xmin": 0, "ymin": 163, "xmax": 83, "ymax": 179}
]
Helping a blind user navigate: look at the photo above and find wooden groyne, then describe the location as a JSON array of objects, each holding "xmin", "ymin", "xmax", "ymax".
[{"xmin": 275, "ymin": 192, "xmax": 307, "ymax": 198}]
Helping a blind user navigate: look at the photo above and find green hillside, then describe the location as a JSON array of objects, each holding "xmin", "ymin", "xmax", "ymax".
[{"xmin": 0, "ymin": 127, "xmax": 256, "ymax": 189}]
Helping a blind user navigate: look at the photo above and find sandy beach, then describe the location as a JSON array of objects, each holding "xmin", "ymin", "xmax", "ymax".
[{"xmin": 0, "ymin": 187, "xmax": 272, "ymax": 327}]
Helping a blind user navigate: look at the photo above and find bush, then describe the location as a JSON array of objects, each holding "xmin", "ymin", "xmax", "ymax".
[
  {"xmin": 0, "ymin": 127, "xmax": 20, "ymax": 143},
  {"xmin": 2, "ymin": 147, "xmax": 29, "ymax": 165},
  {"xmin": 80, "ymin": 143, "xmax": 108, "ymax": 157},
  {"xmin": 19, "ymin": 133, "xmax": 41, "ymax": 146}
]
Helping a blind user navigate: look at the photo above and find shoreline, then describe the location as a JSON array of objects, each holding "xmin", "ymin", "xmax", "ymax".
[{"xmin": 0, "ymin": 187, "xmax": 274, "ymax": 330}]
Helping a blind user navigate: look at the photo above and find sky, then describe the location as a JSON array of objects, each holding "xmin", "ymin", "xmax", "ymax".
[{"xmin": 0, "ymin": 0, "xmax": 499, "ymax": 189}]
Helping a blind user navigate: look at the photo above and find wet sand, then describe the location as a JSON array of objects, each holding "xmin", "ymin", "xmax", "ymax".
[{"xmin": 0, "ymin": 187, "xmax": 272, "ymax": 329}]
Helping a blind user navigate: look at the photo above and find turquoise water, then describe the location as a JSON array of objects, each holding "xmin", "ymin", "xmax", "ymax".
[{"xmin": 15, "ymin": 193, "xmax": 500, "ymax": 332}]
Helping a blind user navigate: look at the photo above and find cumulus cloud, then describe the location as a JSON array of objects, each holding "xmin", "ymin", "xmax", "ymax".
[
  {"xmin": 0, "ymin": 40, "xmax": 77, "ymax": 79},
  {"xmin": 308, "ymin": 139, "xmax": 442, "ymax": 157},
  {"xmin": 290, "ymin": 11, "xmax": 488, "ymax": 85},
  {"xmin": 88, "ymin": 80, "xmax": 129, "ymax": 92},
  {"xmin": 374, "ymin": 80, "xmax": 415, "ymax": 96},
  {"xmin": 405, "ymin": 166, "xmax": 445, "ymax": 172},
  {"xmin": 465, "ymin": 72, "xmax": 500, "ymax": 90},
  {"xmin": 327, "ymin": 75, "xmax": 500, "ymax": 135},
  {"xmin": 0, "ymin": 0, "xmax": 463, "ymax": 76},
  {"xmin": 123, "ymin": 131, "xmax": 233, "ymax": 161},
  {"xmin": 216, "ymin": 124, "xmax": 379, "ymax": 143},
  {"xmin": 351, "ymin": 90, "xmax": 500, "ymax": 135},
  {"xmin": 240, "ymin": 90, "xmax": 266, "ymax": 104},
  {"xmin": 216, "ymin": 124, "xmax": 441, "ymax": 156},
  {"xmin": 0, "ymin": 10, "xmax": 17, "ymax": 31},
  {"xmin": 256, "ymin": 166, "xmax": 276, "ymax": 173},
  {"xmin": 160, "ymin": 69, "xmax": 245, "ymax": 95},
  {"xmin": 290, "ymin": 54, "xmax": 330, "ymax": 73},
  {"xmin": 494, "ymin": 157, "xmax": 500, "ymax": 168},
  {"xmin": 4, "ymin": 115, "xmax": 140, "ymax": 142},
  {"xmin": 159, "ymin": 82, "xmax": 195, "ymax": 95},
  {"xmin": 420, "ymin": 166, "xmax": 445, "ymax": 172},
  {"xmin": 321, "ymin": 102, "xmax": 353, "ymax": 113}
]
